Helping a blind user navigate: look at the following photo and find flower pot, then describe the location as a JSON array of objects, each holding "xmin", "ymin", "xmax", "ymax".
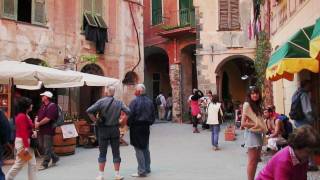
[{"xmin": 224, "ymin": 126, "xmax": 236, "ymax": 141}]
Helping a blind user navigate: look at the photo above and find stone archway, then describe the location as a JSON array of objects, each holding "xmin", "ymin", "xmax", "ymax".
[
  {"xmin": 215, "ymin": 55, "xmax": 255, "ymax": 111},
  {"xmin": 79, "ymin": 63, "xmax": 104, "ymax": 120},
  {"xmin": 180, "ymin": 44, "xmax": 197, "ymax": 117},
  {"xmin": 144, "ymin": 46, "xmax": 171, "ymax": 100}
]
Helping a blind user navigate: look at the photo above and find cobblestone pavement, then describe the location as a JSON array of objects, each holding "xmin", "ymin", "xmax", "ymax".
[{"xmin": 3, "ymin": 122, "xmax": 320, "ymax": 180}]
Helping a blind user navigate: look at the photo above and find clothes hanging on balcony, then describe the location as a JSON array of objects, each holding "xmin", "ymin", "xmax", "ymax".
[{"xmin": 84, "ymin": 24, "xmax": 108, "ymax": 54}]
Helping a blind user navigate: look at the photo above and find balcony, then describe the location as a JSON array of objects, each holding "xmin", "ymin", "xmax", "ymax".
[{"xmin": 155, "ymin": 8, "xmax": 196, "ymax": 38}]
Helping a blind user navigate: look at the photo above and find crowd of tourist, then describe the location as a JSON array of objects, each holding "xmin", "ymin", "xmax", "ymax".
[{"xmin": 1, "ymin": 81, "xmax": 320, "ymax": 180}]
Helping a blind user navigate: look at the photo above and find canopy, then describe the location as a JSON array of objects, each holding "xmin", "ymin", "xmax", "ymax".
[
  {"xmin": 310, "ymin": 18, "xmax": 320, "ymax": 59},
  {"xmin": 0, "ymin": 60, "xmax": 82, "ymax": 86},
  {"xmin": 16, "ymin": 71, "xmax": 120, "ymax": 89},
  {"xmin": 266, "ymin": 25, "xmax": 319, "ymax": 81},
  {"xmin": 45, "ymin": 71, "xmax": 120, "ymax": 88}
]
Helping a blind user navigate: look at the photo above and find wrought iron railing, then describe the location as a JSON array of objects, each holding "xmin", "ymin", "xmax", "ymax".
[
  {"xmin": 152, "ymin": 8, "xmax": 195, "ymax": 30},
  {"xmin": 178, "ymin": 8, "xmax": 195, "ymax": 27}
]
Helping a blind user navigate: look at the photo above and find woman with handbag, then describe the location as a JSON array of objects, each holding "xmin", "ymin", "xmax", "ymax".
[
  {"xmin": 6, "ymin": 97, "xmax": 37, "ymax": 180},
  {"xmin": 190, "ymin": 89, "xmax": 204, "ymax": 133},
  {"xmin": 241, "ymin": 87, "xmax": 267, "ymax": 180},
  {"xmin": 206, "ymin": 94, "xmax": 223, "ymax": 151}
]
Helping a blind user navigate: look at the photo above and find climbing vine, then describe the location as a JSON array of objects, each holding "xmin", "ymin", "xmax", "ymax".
[
  {"xmin": 254, "ymin": 31, "xmax": 271, "ymax": 89},
  {"xmin": 80, "ymin": 54, "xmax": 98, "ymax": 64}
]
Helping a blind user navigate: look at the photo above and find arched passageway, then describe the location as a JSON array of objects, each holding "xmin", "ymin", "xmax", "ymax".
[
  {"xmin": 215, "ymin": 56, "xmax": 255, "ymax": 113},
  {"xmin": 79, "ymin": 63, "xmax": 104, "ymax": 120},
  {"xmin": 180, "ymin": 44, "xmax": 197, "ymax": 116},
  {"xmin": 144, "ymin": 46, "xmax": 171, "ymax": 100}
]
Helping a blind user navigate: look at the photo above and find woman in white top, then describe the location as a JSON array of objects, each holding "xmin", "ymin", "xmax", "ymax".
[
  {"xmin": 206, "ymin": 93, "xmax": 223, "ymax": 151},
  {"xmin": 241, "ymin": 86, "xmax": 267, "ymax": 180}
]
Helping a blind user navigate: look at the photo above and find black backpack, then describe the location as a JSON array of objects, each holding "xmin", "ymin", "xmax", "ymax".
[
  {"xmin": 289, "ymin": 90, "xmax": 305, "ymax": 120},
  {"xmin": 155, "ymin": 95, "xmax": 162, "ymax": 106}
]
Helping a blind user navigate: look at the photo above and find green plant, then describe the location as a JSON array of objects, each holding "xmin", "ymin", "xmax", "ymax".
[
  {"xmin": 254, "ymin": 31, "xmax": 271, "ymax": 90},
  {"xmin": 160, "ymin": 24, "xmax": 191, "ymax": 31},
  {"xmin": 80, "ymin": 54, "xmax": 98, "ymax": 64},
  {"xmin": 39, "ymin": 61, "xmax": 50, "ymax": 67}
]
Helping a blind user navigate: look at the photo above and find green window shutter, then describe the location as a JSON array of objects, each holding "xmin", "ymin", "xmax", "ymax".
[
  {"xmin": 179, "ymin": 0, "xmax": 191, "ymax": 9},
  {"xmin": 94, "ymin": 14, "xmax": 107, "ymax": 28},
  {"xmin": 2, "ymin": 0, "xmax": 17, "ymax": 20},
  {"xmin": 84, "ymin": 11, "xmax": 98, "ymax": 27},
  {"xmin": 219, "ymin": 0, "xmax": 229, "ymax": 30},
  {"xmin": 230, "ymin": 0, "xmax": 240, "ymax": 30},
  {"xmin": 32, "ymin": 0, "xmax": 46, "ymax": 25},
  {"xmin": 152, "ymin": 0, "xmax": 162, "ymax": 25},
  {"xmin": 94, "ymin": 0, "xmax": 103, "ymax": 15}
]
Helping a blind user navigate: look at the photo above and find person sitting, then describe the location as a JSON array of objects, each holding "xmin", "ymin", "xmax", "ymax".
[
  {"xmin": 257, "ymin": 125, "xmax": 320, "ymax": 180},
  {"xmin": 264, "ymin": 107, "xmax": 275, "ymax": 136}
]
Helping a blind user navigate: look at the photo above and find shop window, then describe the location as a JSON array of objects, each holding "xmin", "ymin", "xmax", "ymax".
[
  {"xmin": 151, "ymin": 0, "xmax": 162, "ymax": 25},
  {"xmin": 2, "ymin": 0, "xmax": 46, "ymax": 25},
  {"xmin": 219, "ymin": 0, "xmax": 240, "ymax": 31}
]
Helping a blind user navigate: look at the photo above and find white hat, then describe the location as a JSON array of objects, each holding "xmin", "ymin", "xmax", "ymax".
[{"xmin": 40, "ymin": 91, "xmax": 53, "ymax": 98}]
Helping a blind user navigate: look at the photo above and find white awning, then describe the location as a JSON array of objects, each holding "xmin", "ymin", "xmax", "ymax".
[{"xmin": 0, "ymin": 60, "xmax": 82, "ymax": 86}]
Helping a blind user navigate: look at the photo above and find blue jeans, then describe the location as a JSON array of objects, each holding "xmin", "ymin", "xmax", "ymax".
[
  {"xmin": 0, "ymin": 160, "xmax": 4, "ymax": 180},
  {"xmin": 211, "ymin": 125, "xmax": 220, "ymax": 147},
  {"xmin": 134, "ymin": 145, "xmax": 151, "ymax": 175}
]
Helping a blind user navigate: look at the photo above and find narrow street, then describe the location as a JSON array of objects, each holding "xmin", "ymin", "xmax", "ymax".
[
  {"xmin": 3, "ymin": 122, "xmax": 320, "ymax": 180},
  {"xmin": 3, "ymin": 122, "xmax": 248, "ymax": 180}
]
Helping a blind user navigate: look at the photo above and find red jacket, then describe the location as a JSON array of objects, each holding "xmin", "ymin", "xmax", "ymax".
[{"xmin": 15, "ymin": 113, "xmax": 33, "ymax": 148}]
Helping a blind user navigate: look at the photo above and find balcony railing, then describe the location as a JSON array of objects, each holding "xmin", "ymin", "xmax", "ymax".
[
  {"xmin": 152, "ymin": 8, "xmax": 195, "ymax": 30},
  {"xmin": 179, "ymin": 8, "xmax": 195, "ymax": 27}
]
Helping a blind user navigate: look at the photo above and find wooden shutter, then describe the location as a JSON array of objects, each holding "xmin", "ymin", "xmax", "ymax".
[
  {"xmin": 84, "ymin": 12, "xmax": 98, "ymax": 27},
  {"xmin": 219, "ymin": 0, "xmax": 229, "ymax": 30},
  {"xmin": 95, "ymin": 14, "xmax": 107, "ymax": 28},
  {"xmin": 229, "ymin": 0, "xmax": 240, "ymax": 30},
  {"xmin": 152, "ymin": 0, "xmax": 162, "ymax": 25},
  {"xmin": 32, "ymin": 0, "xmax": 46, "ymax": 25},
  {"xmin": 2, "ymin": 0, "xmax": 17, "ymax": 20},
  {"xmin": 94, "ymin": 0, "xmax": 103, "ymax": 15}
]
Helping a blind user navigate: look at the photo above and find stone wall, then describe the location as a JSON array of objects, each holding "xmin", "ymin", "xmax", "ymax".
[{"xmin": 169, "ymin": 64, "xmax": 182, "ymax": 122}]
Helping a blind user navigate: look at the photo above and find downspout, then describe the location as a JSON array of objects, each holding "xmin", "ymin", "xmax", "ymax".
[{"xmin": 122, "ymin": 1, "xmax": 142, "ymax": 84}]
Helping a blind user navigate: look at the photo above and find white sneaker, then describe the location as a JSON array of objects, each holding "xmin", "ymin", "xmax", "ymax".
[
  {"xmin": 96, "ymin": 175, "xmax": 104, "ymax": 180},
  {"xmin": 114, "ymin": 174, "xmax": 124, "ymax": 180},
  {"xmin": 131, "ymin": 173, "xmax": 147, "ymax": 177}
]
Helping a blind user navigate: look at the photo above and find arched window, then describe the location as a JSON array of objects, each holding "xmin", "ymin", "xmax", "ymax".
[{"xmin": 219, "ymin": 0, "xmax": 240, "ymax": 31}]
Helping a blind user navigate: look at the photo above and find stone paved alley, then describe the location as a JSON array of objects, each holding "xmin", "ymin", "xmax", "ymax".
[{"xmin": 4, "ymin": 123, "xmax": 320, "ymax": 180}]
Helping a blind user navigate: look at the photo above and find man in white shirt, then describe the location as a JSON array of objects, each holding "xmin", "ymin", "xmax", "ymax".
[{"xmin": 156, "ymin": 92, "xmax": 166, "ymax": 120}]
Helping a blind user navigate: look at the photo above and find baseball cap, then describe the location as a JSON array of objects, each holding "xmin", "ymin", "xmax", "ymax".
[{"xmin": 40, "ymin": 91, "xmax": 53, "ymax": 98}]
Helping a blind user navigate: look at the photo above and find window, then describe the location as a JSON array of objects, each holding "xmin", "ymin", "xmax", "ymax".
[
  {"xmin": 151, "ymin": 0, "xmax": 162, "ymax": 25},
  {"xmin": 82, "ymin": 0, "xmax": 107, "ymax": 29},
  {"xmin": 219, "ymin": 0, "xmax": 240, "ymax": 31},
  {"xmin": 1, "ymin": 0, "xmax": 46, "ymax": 25},
  {"xmin": 179, "ymin": 0, "xmax": 195, "ymax": 26}
]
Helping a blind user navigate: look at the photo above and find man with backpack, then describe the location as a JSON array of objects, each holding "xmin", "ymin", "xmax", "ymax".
[
  {"xmin": 0, "ymin": 109, "xmax": 10, "ymax": 180},
  {"xmin": 35, "ymin": 91, "xmax": 60, "ymax": 170},
  {"xmin": 289, "ymin": 80, "xmax": 318, "ymax": 171},
  {"xmin": 289, "ymin": 80, "xmax": 314, "ymax": 127},
  {"xmin": 155, "ymin": 92, "xmax": 166, "ymax": 120},
  {"xmin": 87, "ymin": 86, "xmax": 130, "ymax": 180}
]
